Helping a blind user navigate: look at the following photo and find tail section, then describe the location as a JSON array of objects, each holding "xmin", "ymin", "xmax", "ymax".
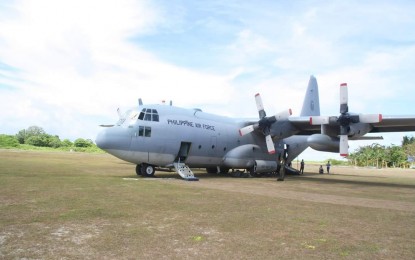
[{"xmin": 300, "ymin": 75, "xmax": 320, "ymax": 117}]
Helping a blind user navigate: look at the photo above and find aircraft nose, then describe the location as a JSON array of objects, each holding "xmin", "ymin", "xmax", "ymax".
[
  {"xmin": 95, "ymin": 127, "xmax": 132, "ymax": 152},
  {"xmin": 95, "ymin": 129, "xmax": 108, "ymax": 150}
]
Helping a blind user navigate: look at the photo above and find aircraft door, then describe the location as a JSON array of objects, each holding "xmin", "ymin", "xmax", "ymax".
[{"xmin": 175, "ymin": 142, "xmax": 191, "ymax": 163}]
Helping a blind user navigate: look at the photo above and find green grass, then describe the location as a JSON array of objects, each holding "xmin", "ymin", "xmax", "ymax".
[{"xmin": 1, "ymin": 150, "xmax": 415, "ymax": 259}]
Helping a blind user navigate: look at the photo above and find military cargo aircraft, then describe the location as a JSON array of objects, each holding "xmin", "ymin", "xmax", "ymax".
[{"xmin": 96, "ymin": 76, "xmax": 415, "ymax": 180}]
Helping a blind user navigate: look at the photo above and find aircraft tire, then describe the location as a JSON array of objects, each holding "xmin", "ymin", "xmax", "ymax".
[
  {"xmin": 206, "ymin": 167, "xmax": 217, "ymax": 174},
  {"xmin": 135, "ymin": 164, "xmax": 142, "ymax": 176},
  {"xmin": 141, "ymin": 164, "xmax": 155, "ymax": 177},
  {"xmin": 220, "ymin": 167, "xmax": 230, "ymax": 174},
  {"xmin": 248, "ymin": 167, "xmax": 261, "ymax": 177}
]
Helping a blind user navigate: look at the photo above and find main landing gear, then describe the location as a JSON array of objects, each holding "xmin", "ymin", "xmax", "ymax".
[{"xmin": 136, "ymin": 163, "xmax": 155, "ymax": 177}]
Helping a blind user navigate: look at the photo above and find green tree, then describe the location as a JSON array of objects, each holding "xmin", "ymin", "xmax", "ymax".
[
  {"xmin": 385, "ymin": 145, "xmax": 407, "ymax": 168},
  {"xmin": 48, "ymin": 135, "xmax": 62, "ymax": 148},
  {"xmin": 402, "ymin": 135, "xmax": 415, "ymax": 146},
  {"xmin": 25, "ymin": 135, "xmax": 50, "ymax": 147},
  {"xmin": 61, "ymin": 139, "xmax": 73, "ymax": 147},
  {"xmin": 0, "ymin": 134, "xmax": 20, "ymax": 147},
  {"xmin": 16, "ymin": 126, "xmax": 46, "ymax": 144},
  {"xmin": 74, "ymin": 138, "xmax": 93, "ymax": 148}
]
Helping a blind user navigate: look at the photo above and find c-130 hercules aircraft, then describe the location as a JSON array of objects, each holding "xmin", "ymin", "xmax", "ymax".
[{"xmin": 96, "ymin": 76, "xmax": 415, "ymax": 181}]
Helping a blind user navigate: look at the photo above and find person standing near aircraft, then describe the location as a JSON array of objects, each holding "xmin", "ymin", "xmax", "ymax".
[
  {"xmin": 326, "ymin": 161, "xmax": 331, "ymax": 174},
  {"xmin": 319, "ymin": 165, "xmax": 324, "ymax": 174},
  {"xmin": 300, "ymin": 159, "xmax": 305, "ymax": 174}
]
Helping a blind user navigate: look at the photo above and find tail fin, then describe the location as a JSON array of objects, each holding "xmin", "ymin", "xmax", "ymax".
[{"xmin": 300, "ymin": 75, "xmax": 320, "ymax": 116}]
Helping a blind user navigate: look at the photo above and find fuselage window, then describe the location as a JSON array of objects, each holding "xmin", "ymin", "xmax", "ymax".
[{"xmin": 138, "ymin": 126, "xmax": 152, "ymax": 137}]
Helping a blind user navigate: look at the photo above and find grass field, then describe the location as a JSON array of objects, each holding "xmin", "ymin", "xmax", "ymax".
[{"xmin": 1, "ymin": 150, "xmax": 415, "ymax": 259}]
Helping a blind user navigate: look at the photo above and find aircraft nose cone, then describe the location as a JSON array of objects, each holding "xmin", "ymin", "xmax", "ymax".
[
  {"xmin": 95, "ymin": 129, "xmax": 108, "ymax": 150},
  {"xmin": 95, "ymin": 127, "xmax": 132, "ymax": 152}
]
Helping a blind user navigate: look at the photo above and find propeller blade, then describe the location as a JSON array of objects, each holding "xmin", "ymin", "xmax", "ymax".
[
  {"xmin": 359, "ymin": 114, "xmax": 383, "ymax": 123},
  {"xmin": 274, "ymin": 109, "xmax": 292, "ymax": 120},
  {"xmin": 239, "ymin": 125, "xmax": 256, "ymax": 136},
  {"xmin": 265, "ymin": 135, "xmax": 276, "ymax": 154},
  {"xmin": 339, "ymin": 135, "xmax": 349, "ymax": 157},
  {"xmin": 340, "ymin": 83, "xmax": 348, "ymax": 114},
  {"xmin": 310, "ymin": 116, "xmax": 330, "ymax": 125},
  {"xmin": 255, "ymin": 93, "xmax": 266, "ymax": 118}
]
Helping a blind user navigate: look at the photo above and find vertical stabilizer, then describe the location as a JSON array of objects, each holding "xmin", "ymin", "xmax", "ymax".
[{"xmin": 300, "ymin": 75, "xmax": 320, "ymax": 116}]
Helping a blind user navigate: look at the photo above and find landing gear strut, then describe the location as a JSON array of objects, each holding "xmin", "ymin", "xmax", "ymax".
[{"xmin": 277, "ymin": 165, "xmax": 286, "ymax": 181}]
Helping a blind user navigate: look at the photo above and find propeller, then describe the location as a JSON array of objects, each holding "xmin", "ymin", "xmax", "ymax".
[
  {"xmin": 310, "ymin": 83, "xmax": 382, "ymax": 157},
  {"xmin": 239, "ymin": 93, "xmax": 292, "ymax": 154}
]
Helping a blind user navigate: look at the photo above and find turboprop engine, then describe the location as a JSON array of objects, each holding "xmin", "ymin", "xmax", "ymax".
[{"xmin": 307, "ymin": 134, "xmax": 339, "ymax": 153}]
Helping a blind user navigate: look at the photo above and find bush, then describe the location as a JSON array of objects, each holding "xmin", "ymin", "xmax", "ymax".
[
  {"xmin": 61, "ymin": 139, "xmax": 73, "ymax": 147},
  {"xmin": 74, "ymin": 138, "xmax": 93, "ymax": 148},
  {"xmin": 0, "ymin": 134, "xmax": 20, "ymax": 147}
]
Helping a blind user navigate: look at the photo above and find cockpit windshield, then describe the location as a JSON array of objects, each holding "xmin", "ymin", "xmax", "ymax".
[
  {"xmin": 116, "ymin": 109, "xmax": 138, "ymax": 126},
  {"xmin": 138, "ymin": 108, "xmax": 159, "ymax": 122},
  {"xmin": 116, "ymin": 108, "xmax": 159, "ymax": 126}
]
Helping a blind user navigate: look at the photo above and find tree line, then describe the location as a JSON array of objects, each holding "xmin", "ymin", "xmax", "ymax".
[
  {"xmin": 0, "ymin": 126, "xmax": 100, "ymax": 152},
  {"xmin": 348, "ymin": 136, "xmax": 415, "ymax": 168}
]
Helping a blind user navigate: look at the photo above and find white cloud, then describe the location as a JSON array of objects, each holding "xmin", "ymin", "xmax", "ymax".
[{"xmin": 0, "ymin": 0, "xmax": 414, "ymax": 161}]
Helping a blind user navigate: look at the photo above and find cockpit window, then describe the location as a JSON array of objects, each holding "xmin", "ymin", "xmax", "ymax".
[
  {"xmin": 116, "ymin": 109, "xmax": 140, "ymax": 126},
  {"xmin": 138, "ymin": 108, "xmax": 159, "ymax": 122}
]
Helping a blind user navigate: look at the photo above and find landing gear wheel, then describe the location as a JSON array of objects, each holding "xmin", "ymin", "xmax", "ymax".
[
  {"xmin": 141, "ymin": 164, "xmax": 155, "ymax": 177},
  {"xmin": 277, "ymin": 165, "xmax": 285, "ymax": 181},
  {"xmin": 206, "ymin": 167, "xmax": 217, "ymax": 174},
  {"xmin": 249, "ymin": 167, "xmax": 261, "ymax": 177},
  {"xmin": 135, "ymin": 164, "xmax": 142, "ymax": 176}
]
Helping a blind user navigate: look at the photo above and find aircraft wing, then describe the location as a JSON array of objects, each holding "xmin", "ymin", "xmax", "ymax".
[
  {"xmin": 287, "ymin": 117, "xmax": 321, "ymax": 135},
  {"xmin": 370, "ymin": 115, "xmax": 415, "ymax": 133},
  {"xmin": 287, "ymin": 115, "xmax": 415, "ymax": 135}
]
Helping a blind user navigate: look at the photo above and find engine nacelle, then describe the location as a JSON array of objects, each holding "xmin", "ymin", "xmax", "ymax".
[
  {"xmin": 307, "ymin": 134, "xmax": 339, "ymax": 153},
  {"xmin": 254, "ymin": 160, "xmax": 278, "ymax": 173}
]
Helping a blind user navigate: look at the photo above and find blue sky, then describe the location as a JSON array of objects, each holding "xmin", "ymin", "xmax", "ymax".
[{"xmin": 0, "ymin": 0, "xmax": 414, "ymax": 160}]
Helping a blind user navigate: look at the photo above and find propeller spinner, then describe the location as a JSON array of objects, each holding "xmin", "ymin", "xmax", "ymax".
[
  {"xmin": 310, "ymin": 83, "xmax": 382, "ymax": 157},
  {"xmin": 239, "ymin": 93, "xmax": 292, "ymax": 154}
]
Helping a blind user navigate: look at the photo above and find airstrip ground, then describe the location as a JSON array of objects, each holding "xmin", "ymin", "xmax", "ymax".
[{"xmin": 1, "ymin": 150, "xmax": 414, "ymax": 259}]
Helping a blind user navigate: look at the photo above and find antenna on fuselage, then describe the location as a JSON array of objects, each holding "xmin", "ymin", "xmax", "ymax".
[
  {"xmin": 138, "ymin": 98, "xmax": 143, "ymax": 106},
  {"xmin": 117, "ymin": 108, "xmax": 122, "ymax": 119}
]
